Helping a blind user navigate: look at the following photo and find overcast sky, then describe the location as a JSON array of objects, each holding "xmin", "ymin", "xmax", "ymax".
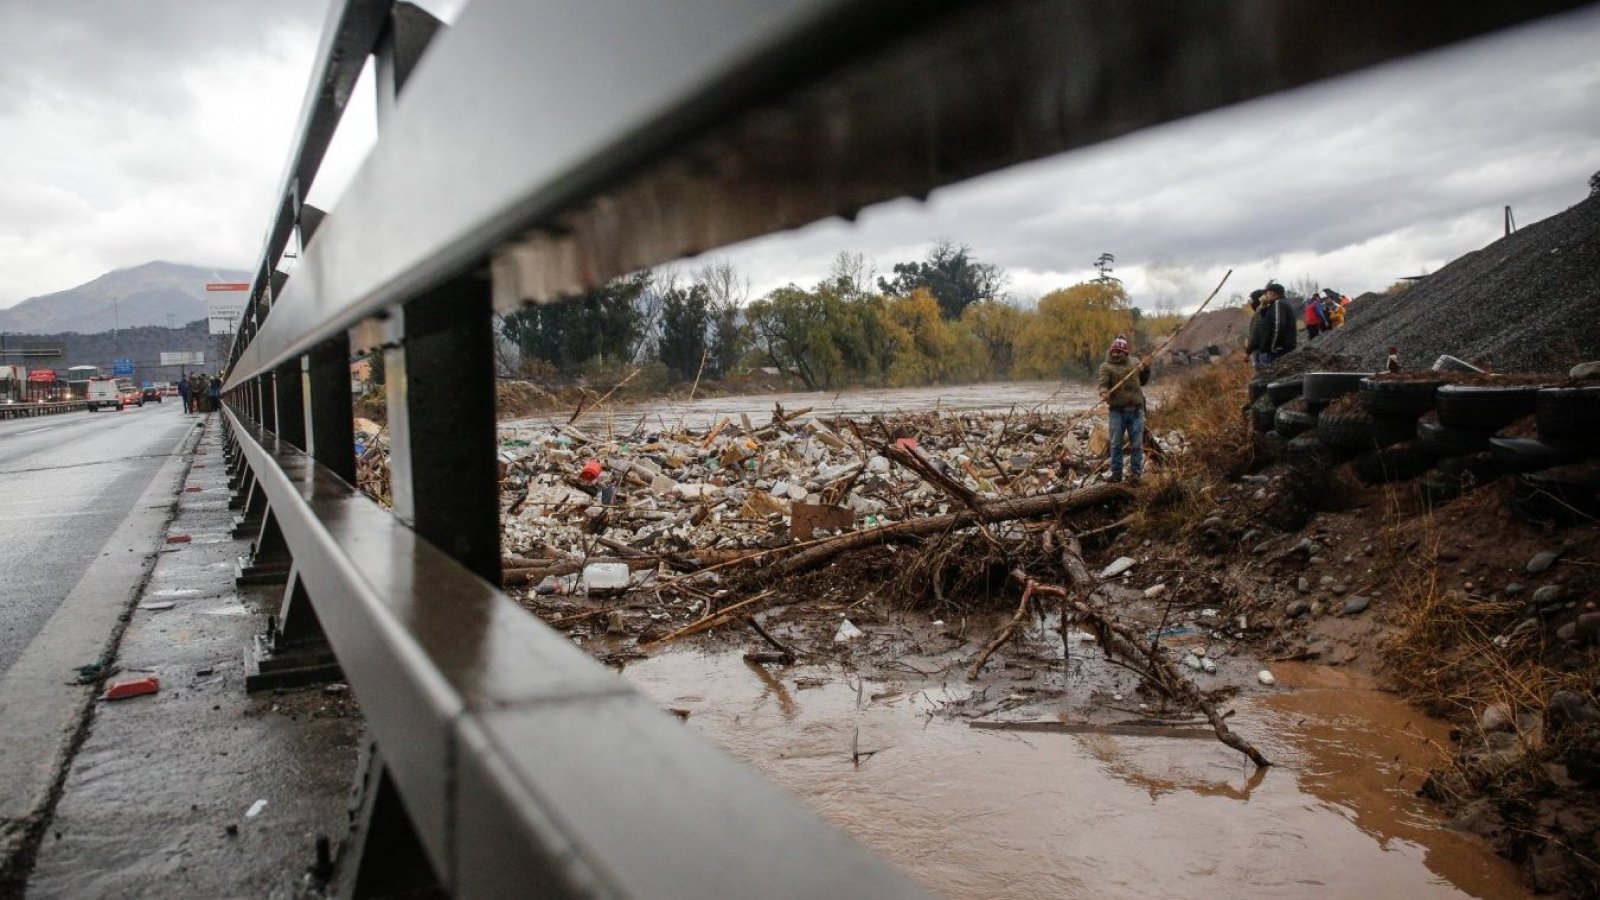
[{"xmin": 2, "ymin": 1, "xmax": 1597, "ymax": 313}]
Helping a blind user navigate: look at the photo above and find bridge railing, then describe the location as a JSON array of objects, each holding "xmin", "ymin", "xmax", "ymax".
[{"xmin": 217, "ymin": 0, "xmax": 1587, "ymax": 895}]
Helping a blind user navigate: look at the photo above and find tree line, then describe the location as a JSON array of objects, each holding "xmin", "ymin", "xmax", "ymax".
[{"xmin": 498, "ymin": 242, "xmax": 1182, "ymax": 390}]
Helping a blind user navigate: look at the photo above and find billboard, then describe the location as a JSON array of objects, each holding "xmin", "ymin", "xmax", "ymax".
[
  {"xmin": 206, "ymin": 282, "xmax": 249, "ymax": 336},
  {"xmin": 161, "ymin": 351, "xmax": 205, "ymax": 367}
]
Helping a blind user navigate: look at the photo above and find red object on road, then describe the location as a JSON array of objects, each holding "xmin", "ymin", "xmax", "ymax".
[
  {"xmin": 894, "ymin": 437, "xmax": 919, "ymax": 450},
  {"xmin": 166, "ymin": 534, "xmax": 192, "ymax": 544},
  {"xmin": 184, "ymin": 486, "xmax": 203, "ymax": 493},
  {"xmin": 579, "ymin": 459, "xmax": 603, "ymax": 483},
  {"xmin": 104, "ymin": 676, "xmax": 160, "ymax": 700}
]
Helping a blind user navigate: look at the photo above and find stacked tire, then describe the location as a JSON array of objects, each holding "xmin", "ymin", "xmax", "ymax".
[{"xmin": 1511, "ymin": 385, "xmax": 1600, "ymax": 522}]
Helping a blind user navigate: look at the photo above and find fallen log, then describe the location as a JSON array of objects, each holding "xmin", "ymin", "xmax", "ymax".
[
  {"xmin": 762, "ymin": 483, "xmax": 1132, "ymax": 582},
  {"xmin": 1010, "ymin": 567, "xmax": 1271, "ymax": 768},
  {"xmin": 970, "ymin": 719, "xmax": 1213, "ymax": 739},
  {"xmin": 968, "ymin": 579, "xmax": 1036, "ymax": 677}
]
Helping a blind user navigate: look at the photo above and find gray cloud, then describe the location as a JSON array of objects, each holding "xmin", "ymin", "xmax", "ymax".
[{"xmin": 2, "ymin": 1, "xmax": 1596, "ymax": 316}]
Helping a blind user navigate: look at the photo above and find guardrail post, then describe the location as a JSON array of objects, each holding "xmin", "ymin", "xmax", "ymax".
[
  {"xmin": 339, "ymin": 7, "xmax": 454, "ymax": 894},
  {"xmin": 276, "ymin": 359, "xmax": 307, "ymax": 449},
  {"xmin": 308, "ymin": 338, "xmax": 357, "ymax": 484}
]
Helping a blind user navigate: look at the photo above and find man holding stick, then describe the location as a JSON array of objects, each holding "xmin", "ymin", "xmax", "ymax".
[{"xmin": 1097, "ymin": 335, "xmax": 1151, "ymax": 483}]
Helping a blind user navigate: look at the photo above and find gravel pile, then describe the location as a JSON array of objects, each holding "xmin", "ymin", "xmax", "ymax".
[{"xmin": 1295, "ymin": 191, "xmax": 1600, "ymax": 373}]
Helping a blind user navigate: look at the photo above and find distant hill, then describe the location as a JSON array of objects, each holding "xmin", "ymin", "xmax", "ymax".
[{"xmin": 0, "ymin": 261, "xmax": 249, "ymax": 335}]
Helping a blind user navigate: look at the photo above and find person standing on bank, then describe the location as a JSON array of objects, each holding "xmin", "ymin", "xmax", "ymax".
[
  {"xmin": 1261, "ymin": 282, "xmax": 1297, "ymax": 366},
  {"xmin": 1098, "ymin": 335, "xmax": 1151, "ymax": 483}
]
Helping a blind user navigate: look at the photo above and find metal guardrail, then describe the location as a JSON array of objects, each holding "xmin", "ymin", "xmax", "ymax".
[
  {"xmin": 0, "ymin": 401, "xmax": 85, "ymax": 420},
  {"xmin": 217, "ymin": 0, "xmax": 1595, "ymax": 895}
]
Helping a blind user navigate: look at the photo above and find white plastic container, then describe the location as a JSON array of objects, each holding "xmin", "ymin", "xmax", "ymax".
[{"xmin": 582, "ymin": 562, "xmax": 630, "ymax": 593}]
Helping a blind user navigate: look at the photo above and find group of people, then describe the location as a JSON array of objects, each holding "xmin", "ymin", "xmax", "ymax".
[
  {"xmin": 176, "ymin": 372, "xmax": 221, "ymax": 414},
  {"xmin": 1302, "ymin": 287, "xmax": 1350, "ymax": 340},
  {"xmin": 1245, "ymin": 283, "xmax": 1351, "ymax": 370}
]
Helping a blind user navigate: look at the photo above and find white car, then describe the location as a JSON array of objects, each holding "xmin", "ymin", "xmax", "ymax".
[{"xmin": 85, "ymin": 380, "xmax": 123, "ymax": 411}]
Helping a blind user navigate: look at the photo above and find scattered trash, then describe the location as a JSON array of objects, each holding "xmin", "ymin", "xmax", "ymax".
[
  {"xmin": 165, "ymin": 534, "xmax": 192, "ymax": 544},
  {"xmin": 834, "ymin": 619, "xmax": 865, "ymax": 642},
  {"xmin": 103, "ymin": 676, "xmax": 160, "ymax": 700},
  {"xmin": 246, "ymin": 799, "xmax": 268, "ymax": 818},
  {"xmin": 1258, "ymin": 670, "xmax": 1277, "ymax": 686},
  {"xmin": 137, "ymin": 601, "xmax": 176, "ymax": 611},
  {"xmin": 1098, "ymin": 556, "xmax": 1137, "ymax": 579},
  {"xmin": 73, "ymin": 662, "xmax": 111, "ymax": 685}
]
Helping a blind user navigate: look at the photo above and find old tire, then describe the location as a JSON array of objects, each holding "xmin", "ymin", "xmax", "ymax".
[
  {"xmin": 1358, "ymin": 377, "xmax": 1444, "ymax": 418},
  {"xmin": 1436, "ymin": 384, "xmax": 1544, "ymax": 431},
  {"xmin": 1317, "ymin": 408, "xmax": 1415, "ymax": 450},
  {"xmin": 1512, "ymin": 464, "xmax": 1600, "ymax": 524},
  {"xmin": 1250, "ymin": 396, "xmax": 1277, "ymax": 432},
  {"xmin": 1415, "ymin": 416, "xmax": 1493, "ymax": 457},
  {"xmin": 1536, "ymin": 386, "xmax": 1600, "ymax": 448},
  {"xmin": 1248, "ymin": 377, "xmax": 1270, "ymax": 403},
  {"xmin": 1417, "ymin": 472, "xmax": 1463, "ymax": 508},
  {"xmin": 1352, "ymin": 443, "xmax": 1434, "ymax": 484},
  {"xmin": 1266, "ymin": 377, "xmax": 1304, "ymax": 405},
  {"xmin": 1302, "ymin": 372, "xmax": 1368, "ymax": 404},
  {"xmin": 1436, "ymin": 452, "xmax": 1508, "ymax": 487},
  {"xmin": 1487, "ymin": 437, "xmax": 1589, "ymax": 473},
  {"xmin": 1275, "ymin": 405, "xmax": 1318, "ymax": 438}
]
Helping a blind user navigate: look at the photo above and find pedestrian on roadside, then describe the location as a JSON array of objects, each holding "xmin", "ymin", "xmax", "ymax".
[
  {"xmin": 1262, "ymin": 282, "xmax": 1297, "ymax": 365},
  {"xmin": 1097, "ymin": 335, "xmax": 1151, "ymax": 484},
  {"xmin": 177, "ymin": 376, "xmax": 192, "ymax": 413},
  {"xmin": 207, "ymin": 375, "xmax": 221, "ymax": 412}
]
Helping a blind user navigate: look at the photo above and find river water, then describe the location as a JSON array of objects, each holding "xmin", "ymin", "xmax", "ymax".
[
  {"xmin": 503, "ymin": 381, "xmax": 1100, "ymax": 434},
  {"xmin": 620, "ymin": 652, "xmax": 1524, "ymax": 899}
]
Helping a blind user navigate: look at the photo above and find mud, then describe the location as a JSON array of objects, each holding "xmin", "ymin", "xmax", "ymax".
[{"xmin": 620, "ymin": 648, "xmax": 1526, "ymax": 899}]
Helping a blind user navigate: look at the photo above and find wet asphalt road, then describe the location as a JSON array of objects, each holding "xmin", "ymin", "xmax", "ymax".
[{"xmin": 0, "ymin": 401, "xmax": 194, "ymax": 678}]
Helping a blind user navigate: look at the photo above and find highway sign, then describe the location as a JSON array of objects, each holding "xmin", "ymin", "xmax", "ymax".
[{"xmin": 113, "ymin": 358, "xmax": 134, "ymax": 376}]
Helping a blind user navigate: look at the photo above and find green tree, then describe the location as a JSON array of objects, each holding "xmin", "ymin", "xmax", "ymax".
[
  {"xmin": 746, "ymin": 285, "xmax": 839, "ymax": 390},
  {"xmin": 657, "ymin": 283, "xmax": 710, "ymax": 381},
  {"xmin": 694, "ymin": 261, "xmax": 750, "ymax": 378},
  {"xmin": 878, "ymin": 240, "xmax": 1007, "ymax": 319},
  {"xmin": 500, "ymin": 272, "xmax": 651, "ymax": 375}
]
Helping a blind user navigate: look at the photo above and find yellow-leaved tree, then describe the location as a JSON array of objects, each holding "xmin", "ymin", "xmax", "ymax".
[
  {"xmin": 1015, "ymin": 281, "xmax": 1136, "ymax": 378},
  {"xmin": 960, "ymin": 299, "xmax": 1025, "ymax": 379}
]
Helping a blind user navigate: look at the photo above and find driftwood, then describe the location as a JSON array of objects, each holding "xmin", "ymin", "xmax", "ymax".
[
  {"xmin": 746, "ymin": 615, "xmax": 798, "ymax": 661},
  {"xmin": 640, "ymin": 590, "xmax": 775, "ymax": 649},
  {"xmin": 761, "ymin": 483, "xmax": 1131, "ymax": 582},
  {"xmin": 968, "ymin": 580, "xmax": 1035, "ymax": 677},
  {"xmin": 970, "ymin": 719, "xmax": 1213, "ymax": 739},
  {"xmin": 1010, "ymin": 567, "xmax": 1271, "ymax": 768}
]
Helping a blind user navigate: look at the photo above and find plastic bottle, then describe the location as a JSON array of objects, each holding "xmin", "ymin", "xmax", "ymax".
[{"xmin": 579, "ymin": 459, "xmax": 603, "ymax": 483}]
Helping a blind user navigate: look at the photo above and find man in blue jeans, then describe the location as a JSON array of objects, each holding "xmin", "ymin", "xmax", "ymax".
[{"xmin": 1097, "ymin": 336, "xmax": 1151, "ymax": 483}]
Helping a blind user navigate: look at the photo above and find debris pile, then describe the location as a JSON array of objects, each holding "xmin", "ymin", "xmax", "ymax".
[{"xmin": 496, "ymin": 403, "xmax": 1126, "ymax": 601}]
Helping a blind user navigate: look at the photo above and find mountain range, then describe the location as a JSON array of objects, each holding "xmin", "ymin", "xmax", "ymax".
[{"xmin": 0, "ymin": 261, "xmax": 250, "ymax": 335}]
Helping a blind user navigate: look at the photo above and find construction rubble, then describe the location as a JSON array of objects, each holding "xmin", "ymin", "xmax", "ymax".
[{"xmin": 494, "ymin": 404, "xmax": 1135, "ymax": 596}]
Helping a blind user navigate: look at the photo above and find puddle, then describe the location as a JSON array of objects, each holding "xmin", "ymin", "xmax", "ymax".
[{"xmin": 620, "ymin": 651, "xmax": 1526, "ymax": 899}]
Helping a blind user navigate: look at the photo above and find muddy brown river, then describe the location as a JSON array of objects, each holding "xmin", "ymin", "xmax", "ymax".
[
  {"xmin": 622, "ymin": 652, "xmax": 1525, "ymax": 899},
  {"xmin": 504, "ymin": 381, "xmax": 1102, "ymax": 434}
]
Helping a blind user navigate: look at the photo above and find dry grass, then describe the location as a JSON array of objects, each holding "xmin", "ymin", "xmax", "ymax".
[
  {"xmin": 1383, "ymin": 499, "xmax": 1599, "ymax": 736},
  {"xmin": 1134, "ymin": 361, "xmax": 1258, "ymax": 538}
]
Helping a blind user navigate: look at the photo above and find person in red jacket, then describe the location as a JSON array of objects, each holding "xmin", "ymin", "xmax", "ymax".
[{"xmin": 1304, "ymin": 293, "xmax": 1329, "ymax": 340}]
